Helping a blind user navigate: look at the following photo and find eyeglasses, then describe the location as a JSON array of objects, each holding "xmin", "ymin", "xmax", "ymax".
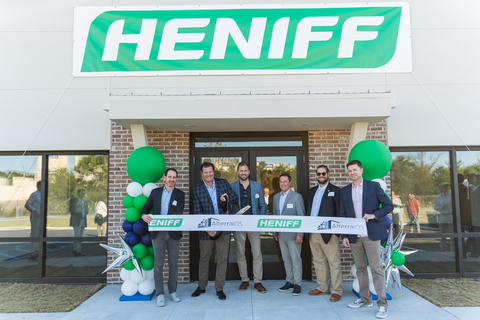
[
  {"xmin": 242, "ymin": 190, "xmax": 248, "ymax": 198},
  {"xmin": 316, "ymin": 172, "xmax": 327, "ymax": 176}
]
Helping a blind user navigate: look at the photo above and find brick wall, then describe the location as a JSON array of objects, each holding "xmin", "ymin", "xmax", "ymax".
[
  {"xmin": 308, "ymin": 120, "xmax": 388, "ymax": 281},
  {"xmin": 107, "ymin": 122, "xmax": 190, "ymax": 284}
]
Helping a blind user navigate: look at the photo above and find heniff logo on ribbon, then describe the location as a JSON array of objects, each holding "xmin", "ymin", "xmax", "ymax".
[
  {"xmin": 73, "ymin": 3, "xmax": 411, "ymax": 76},
  {"xmin": 149, "ymin": 217, "xmax": 183, "ymax": 228},
  {"xmin": 258, "ymin": 219, "xmax": 302, "ymax": 229},
  {"xmin": 317, "ymin": 219, "xmax": 365, "ymax": 231}
]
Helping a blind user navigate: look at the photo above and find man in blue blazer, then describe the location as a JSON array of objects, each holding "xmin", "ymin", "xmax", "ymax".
[
  {"xmin": 230, "ymin": 162, "xmax": 267, "ymax": 293},
  {"xmin": 191, "ymin": 162, "xmax": 238, "ymax": 301},
  {"xmin": 306, "ymin": 165, "xmax": 343, "ymax": 302},
  {"xmin": 340, "ymin": 160, "xmax": 393, "ymax": 319},
  {"xmin": 141, "ymin": 168, "xmax": 185, "ymax": 307}
]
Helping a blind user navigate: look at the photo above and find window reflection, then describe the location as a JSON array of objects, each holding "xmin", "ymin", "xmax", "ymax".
[
  {"xmin": 391, "ymin": 152, "xmax": 453, "ymax": 235},
  {"xmin": 46, "ymin": 155, "xmax": 108, "ymax": 245},
  {"xmin": 0, "ymin": 242, "xmax": 39, "ymax": 278},
  {"xmin": 0, "ymin": 156, "xmax": 42, "ymax": 239},
  {"xmin": 401, "ymin": 238, "xmax": 457, "ymax": 274}
]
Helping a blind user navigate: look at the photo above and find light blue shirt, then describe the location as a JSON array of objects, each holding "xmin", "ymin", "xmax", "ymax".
[
  {"xmin": 310, "ymin": 182, "xmax": 329, "ymax": 217},
  {"xmin": 161, "ymin": 188, "xmax": 174, "ymax": 215},
  {"xmin": 204, "ymin": 180, "xmax": 219, "ymax": 215},
  {"xmin": 279, "ymin": 189, "xmax": 290, "ymax": 215},
  {"xmin": 77, "ymin": 197, "xmax": 86, "ymax": 218}
]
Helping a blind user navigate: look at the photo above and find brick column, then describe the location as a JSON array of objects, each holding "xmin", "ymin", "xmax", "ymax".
[{"xmin": 107, "ymin": 122, "xmax": 190, "ymax": 284}]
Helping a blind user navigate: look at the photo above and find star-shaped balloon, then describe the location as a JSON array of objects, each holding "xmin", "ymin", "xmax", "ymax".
[
  {"xmin": 381, "ymin": 226, "xmax": 418, "ymax": 293},
  {"xmin": 99, "ymin": 234, "xmax": 142, "ymax": 276}
]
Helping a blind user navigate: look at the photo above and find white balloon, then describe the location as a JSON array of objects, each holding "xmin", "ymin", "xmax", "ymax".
[
  {"xmin": 352, "ymin": 278, "xmax": 360, "ymax": 293},
  {"xmin": 121, "ymin": 281, "xmax": 138, "ymax": 296},
  {"xmin": 130, "ymin": 269, "xmax": 145, "ymax": 284},
  {"xmin": 120, "ymin": 268, "xmax": 132, "ymax": 282},
  {"xmin": 350, "ymin": 264, "xmax": 357, "ymax": 277},
  {"xmin": 144, "ymin": 269, "xmax": 154, "ymax": 280},
  {"xmin": 138, "ymin": 279, "xmax": 155, "ymax": 295},
  {"xmin": 143, "ymin": 183, "xmax": 158, "ymax": 197},
  {"xmin": 372, "ymin": 179, "xmax": 387, "ymax": 192},
  {"xmin": 127, "ymin": 182, "xmax": 143, "ymax": 197}
]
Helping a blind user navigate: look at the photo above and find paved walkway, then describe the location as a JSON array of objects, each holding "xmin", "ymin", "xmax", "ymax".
[{"xmin": 2, "ymin": 281, "xmax": 479, "ymax": 320}]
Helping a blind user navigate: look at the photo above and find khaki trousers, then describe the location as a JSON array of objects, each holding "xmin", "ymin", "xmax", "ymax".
[
  {"xmin": 198, "ymin": 233, "xmax": 230, "ymax": 291},
  {"xmin": 309, "ymin": 233, "xmax": 343, "ymax": 295},
  {"xmin": 234, "ymin": 231, "xmax": 263, "ymax": 283},
  {"xmin": 350, "ymin": 237, "xmax": 388, "ymax": 308}
]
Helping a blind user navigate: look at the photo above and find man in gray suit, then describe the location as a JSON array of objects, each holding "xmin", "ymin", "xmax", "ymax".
[
  {"xmin": 273, "ymin": 173, "xmax": 305, "ymax": 296},
  {"xmin": 230, "ymin": 162, "xmax": 267, "ymax": 293}
]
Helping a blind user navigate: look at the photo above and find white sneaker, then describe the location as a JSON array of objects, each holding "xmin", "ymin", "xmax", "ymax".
[
  {"xmin": 376, "ymin": 306, "xmax": 388, "ymax": 318},
  {"xmin": 348, "ymin": 298, "xmax": 373, "ymax": 308},
  {"xmin": 170, "ymin": 292, "xmax": 181, "ymax": 303},
  {"xmin": 156, "ymin": 294, "xmax": 166, "ymax": 307}
]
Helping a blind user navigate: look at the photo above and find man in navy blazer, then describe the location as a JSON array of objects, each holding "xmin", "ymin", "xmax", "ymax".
[
  {"xmin": 191, "ymin": 162, "xmax": 238, "ymax": 301},
  {"xmin": 306, "ymin": 165, "xmax": 343, "ymax": 302},
  {"xmin": 340, "ymin": 160, "xmax": 393, "ymax": 319},
  {"xmin": 230, "ymin": 162, "xmax": 267, "ymax": 293},
  {"xmin": 141, "ymin": 168, "xmax": 185, "ymax": 307}
]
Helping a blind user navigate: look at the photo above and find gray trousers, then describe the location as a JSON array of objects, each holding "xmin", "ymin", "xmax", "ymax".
[
  {"xmin": 73, "ymin": 219, "xmax": 86, "ymax": 253},
  {"xmin": 350, "ymin": 237, "xmax": 388, "ymax": 308},
  {"xmin": 279, "ymin": 233, "xmax": 302, "ymax": 285},
  {"xmin": 152, "ymin": 232, "xmax": 180, "ymax": 295},
  {"xmin": 198, "ymin": 233, "xmax": 230, "ymax": 291},
  {"xmin": 29, "ymin": 216, "xmax": 39, "ymax": 253}
]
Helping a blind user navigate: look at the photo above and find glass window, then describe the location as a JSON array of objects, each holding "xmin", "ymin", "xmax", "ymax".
[
  {"xmin": 200, "ymin": 157, "xmax": 241, "ymax": 184},
  {"xmin": 45, "ymin": 242, "xmax": 107, "ymax": 277},
  {"xmin": 0, "ymin": 155, "xmax": 42, "ymax": 239},
  {"xmin": 195, "ymin": 136, "xmax": 302, "ymax": 148},
  {"xmin": 391, "ymin": 151, "xmax": 453, "ymax": 237},
  {"xmin": 462, "ymin": 236, "xmax": 480, "ymax": 272},
  {"xmin": 456, "ymin": 150, "xmax": 480, "ymax": 234},
  {"xmin": 0, "ymin": 242, "xmax": 39, "ymax": 278},
  {"xmin": 46, "ymin": 155, "xmax": 108, "ymax": 239},
  {"xmin": 401, "ymin": 237, "xmax": 457, "ymax": 274}
]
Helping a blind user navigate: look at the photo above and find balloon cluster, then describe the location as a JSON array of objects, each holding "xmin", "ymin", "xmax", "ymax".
[{"xmin": 120, "ymin": 146, "xmax": 166, "ymax": 297}]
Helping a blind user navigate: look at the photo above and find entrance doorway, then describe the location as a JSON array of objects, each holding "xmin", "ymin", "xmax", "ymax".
[{"xmin": 189, "ymin": 133, "xmax": 311, "ymax": 282}]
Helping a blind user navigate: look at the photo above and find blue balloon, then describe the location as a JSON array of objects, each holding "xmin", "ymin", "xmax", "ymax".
[
  {"xmin": 124, "ymin": 231, "xmax": 141, "ymax": 247},
  {"xmin": 133, "ymin": 220, "xmax": 149, "ymax": 236},
  {"xmin": 141, "ymin": 233, "xmax": 152, "ymax": 246},
  {"xmin": 384, "ymin": 216, "xmax": 392, "ymax": 230},
  {"xmin": 122, "ymin": 220, "xmax": 134, "ymax": 233}
]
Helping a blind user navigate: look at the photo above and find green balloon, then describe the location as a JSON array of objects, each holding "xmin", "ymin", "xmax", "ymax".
[
  {"xmin": 125, "ymin": 207, "xmax": 141, "ymax": 222},
  {"xmin": 126, "ymin": 146, "xmax": 166, "ymax": 185},
  {"xmin": 134, "ymin": 195, "xmax": 148, "ymax": 211},
  {"xmin": 391, "ymin": 251, "xmax": 406, "ymax": 266},
  {"xmin": 140, "ymin": 255, "xmax": 154, "ymax": 270},
  {"xmin": 133, "ymin": 243, "xmax": 147, "ymax": 260},
  {"xmin": 348, "ymin": 140, "xmax": 392, "ymax": 180},
  {"xmin": 147, "ymin": 246, "xmax": 154, "ymax": 256},
  {"xmin": 123, "ymin": 195, "xmax": 135, "ymax": 208},
  {"xmin": 123, "ymin": 259, "xmax": 135, "ymax": 270}
]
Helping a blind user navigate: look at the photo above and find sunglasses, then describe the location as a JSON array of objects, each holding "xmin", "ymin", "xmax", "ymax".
[
  {"xmin": 242, "ymin": 190, "xmax": 248, "ymax": 198},
  {"xmin": 316, "ymin": 172, "xmax": 327, "ymax": 176}
]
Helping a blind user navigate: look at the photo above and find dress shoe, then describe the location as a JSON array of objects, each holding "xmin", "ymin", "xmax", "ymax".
[
  {"xmin": 292, "ymin": 284, "xmax": 301, "ymax": 296},
  {"xmin": 330, "ymin": 294, "xmax": 341, "ymax": 302},
  {"xmin": 254, "ymin": 283, "xmax": 267, "ymax": 293},
  {"xmin": 216, "ymin": 290, "xmax": 226, "ymax": 300},
  {"xmin": 191, "ymin": 287, "xmax": 205, "ymax": 297},
  {"xmin": 239, "ymin": 281, "xmax": 249, "ymax": 291},
  {"xmin": 279, "ymin": 281, "xmax": 294, "ymax": 292},
  {"xmin": 308, "ymin": 289, "xmax": 330, "ymax": 296},
  {"xmin": 156, "ymin": 295, "xmax": 165, "ymax": 307}
]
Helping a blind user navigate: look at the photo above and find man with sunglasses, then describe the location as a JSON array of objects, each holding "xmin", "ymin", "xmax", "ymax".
[
  {"xmin": 230, "ymin": 162, "xmax": 268, "ymax": 293},
  {"xmin": 306, "ymin": 165, "xmax": 342, "ymax": 302}
]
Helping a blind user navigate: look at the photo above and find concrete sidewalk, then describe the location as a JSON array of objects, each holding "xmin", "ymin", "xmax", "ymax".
[{"xmin": 2, "ymin": 281, "xmax": 478, "ymax": 320}]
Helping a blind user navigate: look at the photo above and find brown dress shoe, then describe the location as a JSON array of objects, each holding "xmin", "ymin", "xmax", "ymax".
[
  {"xmin": 330, "ymin": 294, "xmax": 341, "ymax": 302},
  {"xmin": 308, "ymin": 289, "xmax": 330, "ymax": 295},
  {"xmin": 239, "ymin": 281, "xmax": 250, "ymax": 291},
  {"xmin": 254, "ymin": 283, "xmax": 267, "ymax": 293}
]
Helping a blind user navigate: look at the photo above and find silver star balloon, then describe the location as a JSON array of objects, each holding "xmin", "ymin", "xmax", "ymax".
[
  {"xmin": 381, "ymin": 226, "xmax": 418, "ymax": 293},
  {"xmin": 99, "ymin": 234, "xmax": 142, "ymax": 276}
]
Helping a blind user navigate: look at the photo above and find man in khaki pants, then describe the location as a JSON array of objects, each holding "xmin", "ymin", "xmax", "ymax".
[{"xmin": 306, "ymin": 165, "xmax": 342, "ymax": 302}]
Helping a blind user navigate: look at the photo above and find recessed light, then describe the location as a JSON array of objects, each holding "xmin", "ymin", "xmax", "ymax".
[
  {"xmin": 184, "ymin": 124, "xmax": 196, "ymax": 127},
  {"xmin": 302, "ymin": 123, "xmax": 314, "ymax": 126}
]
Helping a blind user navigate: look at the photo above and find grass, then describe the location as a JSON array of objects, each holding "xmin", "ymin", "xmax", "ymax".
[
  {"xmin": 402, "ymin": 278, "xmax": 480, "ymax": 307},
  {"xmin": 0, "ymin": 283, "xmax": 105, "ymax": 313}
]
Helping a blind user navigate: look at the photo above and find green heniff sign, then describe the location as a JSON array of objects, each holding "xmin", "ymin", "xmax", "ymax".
[
  {"xmin": 257, "ymin": 219, "xmax": 302, "ymax": 229},
  {"xmin": 73, "ymin": 4, "xmax": 411, "ymax": 76},
  {"xmin": 149, "ymin": 217, "xmax": 183, "ymax": 228}
]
